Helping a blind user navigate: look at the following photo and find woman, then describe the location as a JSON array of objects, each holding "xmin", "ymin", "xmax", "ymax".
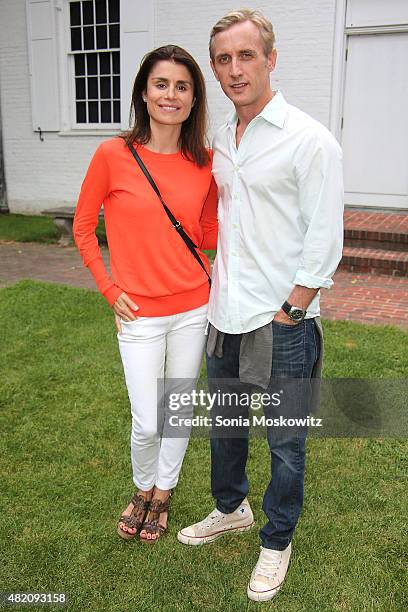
[{"xmin": 73, "ymin": 45, "xmax": 217, "ymax": 543}]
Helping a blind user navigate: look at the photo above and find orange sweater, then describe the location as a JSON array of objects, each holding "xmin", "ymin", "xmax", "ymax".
[{"xmin": 73, "ymin": 137, "xmax": 218, "ymax": 316}]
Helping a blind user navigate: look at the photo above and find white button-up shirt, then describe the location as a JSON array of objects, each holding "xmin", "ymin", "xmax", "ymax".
[{"xmin": 208, "ymin": 91, "xmax": 344, "ymax": 334}]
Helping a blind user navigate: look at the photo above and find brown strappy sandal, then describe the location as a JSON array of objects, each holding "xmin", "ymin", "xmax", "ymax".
[
  {"xmin": 117, "ymin": 492, "xmax": 151, "ymax": 541},
  {"xmin": 139, "ymin": 494, "xmax": 171, "ymax": 543}
]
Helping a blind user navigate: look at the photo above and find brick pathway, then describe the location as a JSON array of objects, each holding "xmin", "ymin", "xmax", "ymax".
[
  {"xmin": 1, "ymin": 240, "xmax": 408, "ymax": 329},
  {"xmin": 0, "ymin": 241, "xmax": 109, "ymax": 290},
  {"xmin": 321, "ymin": 270, "xmax": 408, "ymax": 328}
]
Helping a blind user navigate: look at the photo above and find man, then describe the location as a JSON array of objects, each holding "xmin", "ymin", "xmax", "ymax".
[{"xmin": 177, "ymin": 8, "xmax": 344, "ymax": 602}]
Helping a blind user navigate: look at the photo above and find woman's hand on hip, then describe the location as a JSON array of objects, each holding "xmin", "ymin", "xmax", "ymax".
[{"xmin": 113, "ymin": 292, "xmax": 139, "ymax": 333}]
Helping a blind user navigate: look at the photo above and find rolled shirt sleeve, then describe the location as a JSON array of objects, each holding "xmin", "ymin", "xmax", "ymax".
[{"xmin": 293, "ymin": 128, "xmax": 344, "ymax": 289}]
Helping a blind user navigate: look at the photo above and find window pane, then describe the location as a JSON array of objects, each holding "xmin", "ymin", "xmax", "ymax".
[
  {"xmin": 71, "ymin": 27, "xmax": 82, "ymax": 51},
  {"xmin": 75, "ymin": 78, "xmax": 86, "ymax": 100},
  {"xmin": 70, "ymin": 2, "xmax": 81, "ymax": 26},
  {"xmin": 100, "ymin": 76, "xmax": 111, "ymax": 99},
  {"xmin": 88, "ymin": 77, "xmax": 98, "ymax": 99},
  {"xmin": 101, "ymin": 101, "xmax": 111, "ymax": 122},
  {"xmin": 76, "ymin": 101, "xmax": 87, "ymax": 123},
  {"xmin": 82, "ymin": 0, "xmax": 94, "ymax": 25},
  {"xmin": 74, "ymin": 53, "xmax": 85, "ymax": 76},
  {"xmin": 113, "ymin": 76, "xmax": 120, "ymax": 98},
  {"xmin": 87, "ymin": 53, "xmax": 97, "ymax": 75},
  {"xmin": 88, "ymin": 101, "xmax": 99, "ymax": 122},
  {"xmin": 71, "ymin": 1, "xmax": 120, "ymax": 127},
  {"xmin": 108, "ymin": 0, "xmax": 119, "ymax": 23},
  {"xmin": 112, "ymin": 52, "xmax": 119, "ymax": 74},
  {"xmin": 96, "ymin": 0, "xmax": 107, "ymax": 24},
  {"xmin": 83, "ymin": 26, "xmax": 95, "ymax": 50},
  {"xmin": 109, "ymin": 24, "xmax": 119, "ymax": 48},
  {"xmin": 99, "ymin": 53, "xmax": 110, "ymax": 75},
  {"xmin": 96, "ymin": 25, "xmax": 107, "ymax": 49},
  {"xmin": 113, "ymin": 100, "xmax": 120, "ymax": 123}
]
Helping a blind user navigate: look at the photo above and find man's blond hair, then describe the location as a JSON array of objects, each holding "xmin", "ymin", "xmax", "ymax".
[{"xmin": 209, "ymin": 8, "xmax": 275, "ymax": 60}]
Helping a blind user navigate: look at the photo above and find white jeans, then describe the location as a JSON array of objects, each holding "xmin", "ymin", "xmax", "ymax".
[{"xmin": 118, "ymin": 303, "xmax": 207, "ymax": 491}]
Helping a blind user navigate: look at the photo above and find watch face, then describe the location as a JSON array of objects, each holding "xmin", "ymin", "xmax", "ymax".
[{"xmin": 289, "ymin": 308, "xmax": 305, "ymax": 322}]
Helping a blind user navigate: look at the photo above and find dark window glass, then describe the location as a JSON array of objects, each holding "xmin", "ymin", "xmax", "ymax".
[
  {"xmin": 108, "ymin": 0, "xmax": 119, "ymax": 23},
  {"xmin": 76, "ymin": 101, "xmax": 87, "ymax": 123},
  {"xmin": 74, "ymin": 53, "xmax": 85, "ymax": 76},
  {"xmin": 101, "ymin": 101, "xmax": 111, "ymax": 122},
  {"xmin": 100, "ymin": 77, "xmax": 111, "ymax": 99},
  {"xmin": 109, "ymin": 24, "xmax": 119, "ymax": 48},
  {"xmin": 113, "ymin": 100, "xmax": 120, "ymax": 123},
  {"xmin": 87, "ymin": 53, "xmax": 97, "ymax": 75},
  {"xmin": 88, "ymin": 77, "xmax": 98, "ymax": 99},
  {"xmin": 88, "ymin": 101, "xmax": 99, "ymax": 122},
  {"xmin": 99, "ymin": 53, "xmax": 110, "ymax": 75},
  {"xmin": 82, "ymin": 1, "xmax": 94, "ymax": 25},
  {"xmin": 95, "ymin": 0, "xmax": 107, "ymax": 24},
  {"xmin": 83, "ymin": 26, "xmax": 95, "ymax": 50},
  {"xmin": 71, "ymin": 27, "xmax": 82, "ymax": 51},
  {"xmin": 113, "ymin": 76, "xmax": 120, "ymax": 98},
  {"xmin": 71, "ymin": 1, "xmax": 120, "ymax": 125},
  {"xmin": 75, "ymin": 78, "xmax": 86, "ymax": 100},
  {"xmin": 112, "ymin": 51, "xmax": 119, "ymax": 74},
  {"xmin": 70, "ymin": 2, "xmax": 81, "ymax": 26},
  {"xmin": 96, "ymin": 25, "xmax": 107, "ymax": 49}
]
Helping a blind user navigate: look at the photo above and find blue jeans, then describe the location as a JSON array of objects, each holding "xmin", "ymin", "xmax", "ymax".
[{"xmin": 206, "ymin": 318, "xmax": 320, "ymax": 551}]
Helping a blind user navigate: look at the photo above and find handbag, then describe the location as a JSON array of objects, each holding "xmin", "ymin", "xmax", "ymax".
[{"xmin": 126, "ymin": 142, "xmax": 211, "ymax": 286}]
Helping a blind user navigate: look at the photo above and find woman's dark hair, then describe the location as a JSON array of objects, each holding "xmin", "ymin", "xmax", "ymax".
[{"xmin": 120, "ymin": 45, "xmax": 209, "ymax": 167}]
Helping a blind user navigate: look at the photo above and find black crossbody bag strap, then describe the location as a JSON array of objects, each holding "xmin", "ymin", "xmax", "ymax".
[{"xmin": 127, "ymin": 142, "xmax": 211, "ymax": 286}]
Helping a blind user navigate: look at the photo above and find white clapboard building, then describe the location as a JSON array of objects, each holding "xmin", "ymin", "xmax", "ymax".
[{"xmin": 0, "ymin": 0, "xmax": 407, "ymax": 213}]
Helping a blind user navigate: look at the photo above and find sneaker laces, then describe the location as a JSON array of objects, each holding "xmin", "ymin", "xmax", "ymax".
[
  {"xmin": 197, "ymin": 509, "xmax": 224, "ymax": 529},
  {"xmin": 254, "ymin": 549, "xmax": 282, "ymax": 578}
]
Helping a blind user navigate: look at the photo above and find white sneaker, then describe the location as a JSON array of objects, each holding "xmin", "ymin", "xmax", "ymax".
[
  {"xmin": 177, "ymin": 498, "xmax": 254, "ymax": 545},
  {"xmin": 247, "ymin": 543, "xmax": 292, "ymax": 602}
]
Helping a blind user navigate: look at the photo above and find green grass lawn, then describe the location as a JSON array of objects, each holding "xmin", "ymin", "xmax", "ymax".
[
  {"xmin": 1, "ymin": 281, "xmax": 407, "ymax": 611},
  {"xmin": 0, "ymin": 213, "xmax": 106, "ymax": 245}
]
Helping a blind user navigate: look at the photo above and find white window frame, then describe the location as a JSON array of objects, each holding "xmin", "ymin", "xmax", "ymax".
[{"xmin": 59, "ymin": 0, "xmax": 121, "ymax": 133}]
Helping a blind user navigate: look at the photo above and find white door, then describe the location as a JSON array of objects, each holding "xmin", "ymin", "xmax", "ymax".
[{"xmin": 342, "ymin": 32, "xmax": 408, "ymax": 208}]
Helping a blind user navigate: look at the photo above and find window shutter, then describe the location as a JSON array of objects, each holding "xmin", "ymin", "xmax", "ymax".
[
  {"xmin": 120, "ymin": 0, "xmax": 154, "ymax": 130},
  {"xmin": 26, "ymin": 0, "xmax": 60, "ymax": 131}
]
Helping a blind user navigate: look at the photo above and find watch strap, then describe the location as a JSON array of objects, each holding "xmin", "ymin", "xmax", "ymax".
[
  {"xmin": 281, "ymin": 301, "xmax": 293, "ymax": 316},
  {"xmin": 281, "ymin": 300, "xmax": 307, "ymax": 321}
]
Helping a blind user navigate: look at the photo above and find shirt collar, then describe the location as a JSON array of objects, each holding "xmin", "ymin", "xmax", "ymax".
[{"xmin": 226, "ymin": 90, "xmax": 288, "ymax": 130}]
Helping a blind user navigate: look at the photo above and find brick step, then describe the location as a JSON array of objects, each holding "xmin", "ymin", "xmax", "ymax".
[
  {"xmin": 340, "ymin": 246, "xmax": 408, "ymax": 277},
  {"xmin": 344, "ymin": 230, "xmax": 408, "ymax": 252},
  {"xmin": 344, "ymin": 210, "xmax": 408, "ymax": 252}
]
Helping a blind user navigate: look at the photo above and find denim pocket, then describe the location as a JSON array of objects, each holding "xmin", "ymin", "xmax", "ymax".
[
  {"xmin": 272, "ymin": 320, "xmax": 303, "ymax": 329},
  {"xmin": 271, "ymin": 320, "xmax": 306, "ymax": 377}
]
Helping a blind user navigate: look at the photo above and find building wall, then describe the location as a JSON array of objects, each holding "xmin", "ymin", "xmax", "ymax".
[
  {"xmin": 0, "ymin": 0, "xmax": 119, "ymax": 213},
  {"xmin": 0, "ymin": 86, "xmax": 7, "ymax": 209},
  {"xmin": 0, "ymin": 0, "xmax": 337, "ymax": 214},
  {"xmin": 154, "ymin": 0, "xmax": 338, "ymax": 134}
]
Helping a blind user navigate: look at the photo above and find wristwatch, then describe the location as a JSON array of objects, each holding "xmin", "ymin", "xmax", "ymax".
[{"xmin": 281, "ymin": 301, "xmax": 307, "ymax": 323}]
